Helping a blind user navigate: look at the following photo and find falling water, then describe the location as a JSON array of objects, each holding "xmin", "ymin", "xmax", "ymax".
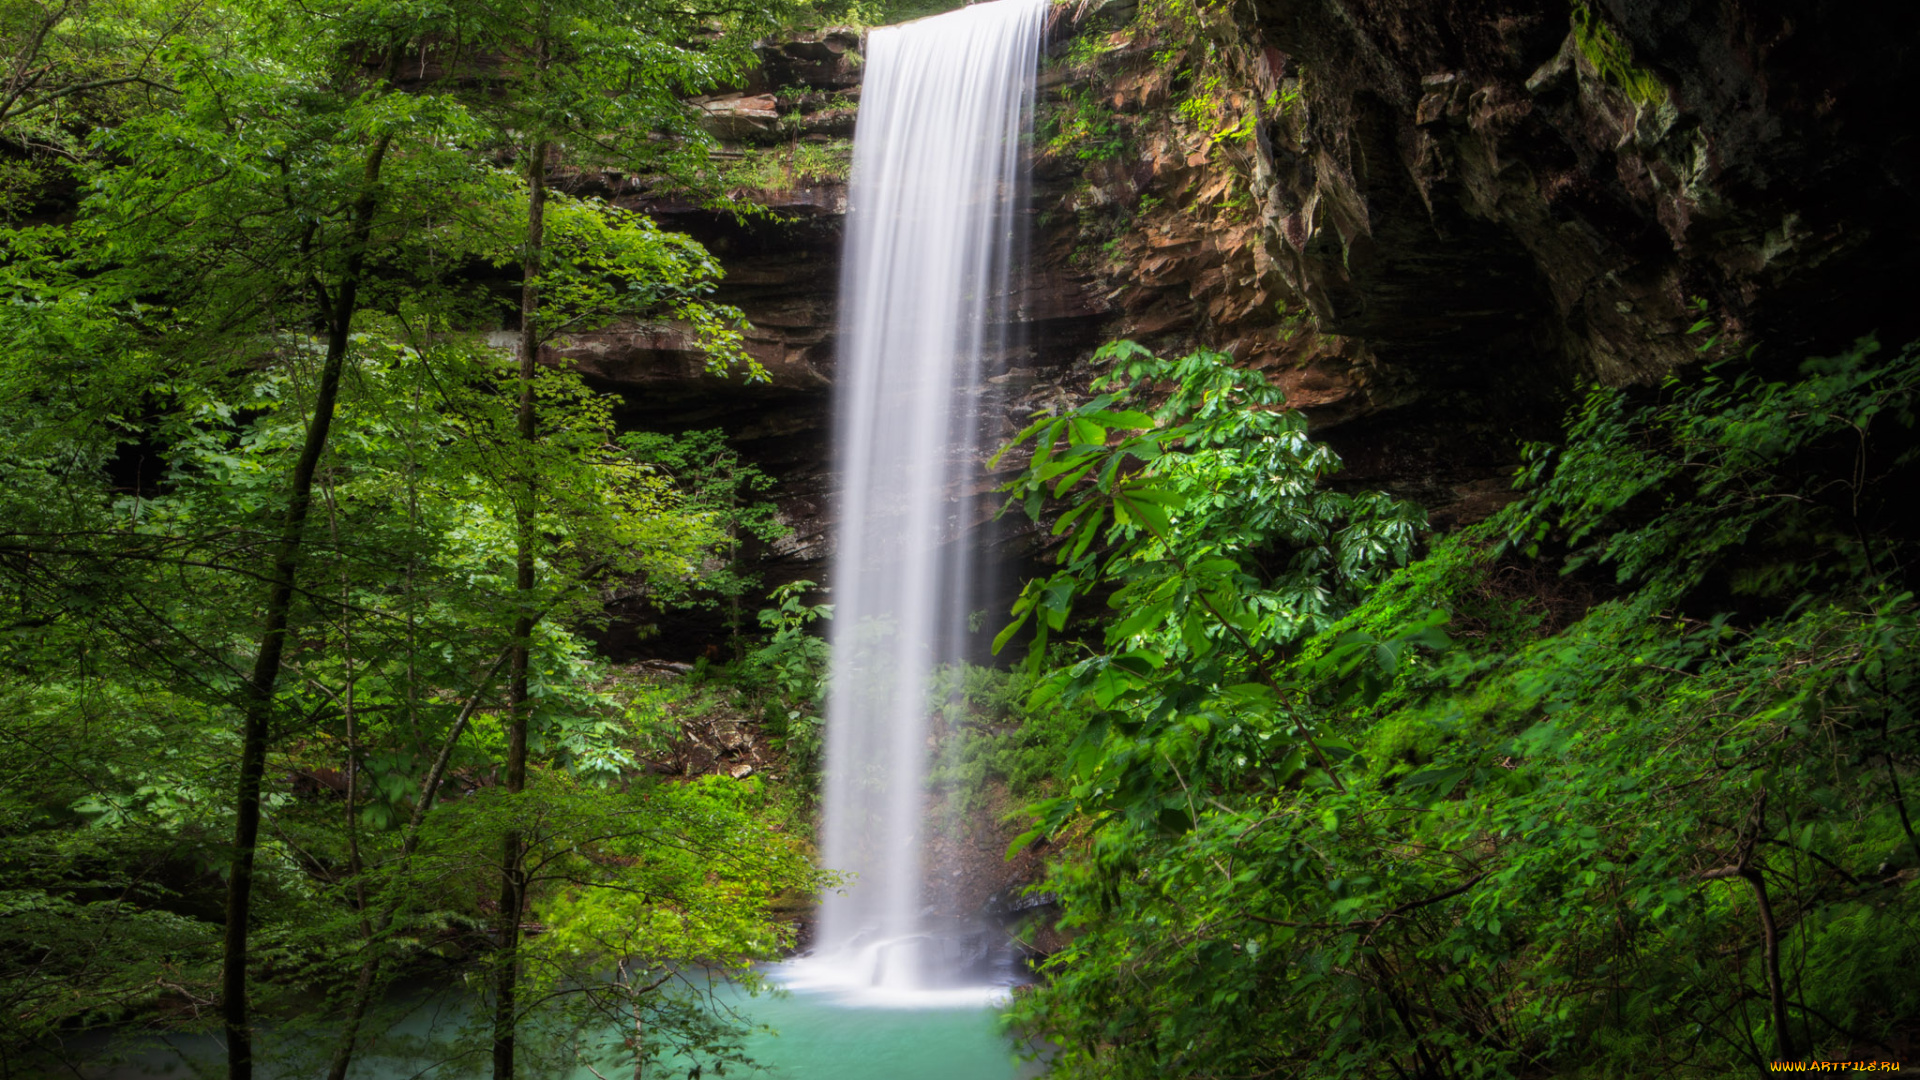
[{"xmin": 805, "ymin": 0, "xmax": 1047, "ymax": 1000}]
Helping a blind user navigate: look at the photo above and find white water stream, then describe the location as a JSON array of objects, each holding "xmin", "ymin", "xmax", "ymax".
[{"xmin": 796, "ymin": 0, "xmax": 1047, "ymax": 1003}]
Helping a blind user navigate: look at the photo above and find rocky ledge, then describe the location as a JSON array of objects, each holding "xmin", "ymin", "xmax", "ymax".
[{"xmin": 549, "ymin": 0, "xmax": 1919, "ymax": 653}]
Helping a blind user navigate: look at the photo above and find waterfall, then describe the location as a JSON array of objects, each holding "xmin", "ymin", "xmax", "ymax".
[{"xmin": 807, "ymin": 0, "xmax": 1046, "ymax": 999}]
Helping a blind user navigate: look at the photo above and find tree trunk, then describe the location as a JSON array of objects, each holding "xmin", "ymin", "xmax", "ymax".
[
  {"xmin": 492, "ymin": 134, "xmax": 549, "ymax": 1080},
  {"xmin": 222, "ymin": 132, "xmax": 393, "ymax": 1080},
  {"xmin": 323, "ymin": 646, "xmax": 512, "ymax": 1080},
  {"xmin": 1743, "ymin": 865, "xmax": 1796, "ymax": 1063}
]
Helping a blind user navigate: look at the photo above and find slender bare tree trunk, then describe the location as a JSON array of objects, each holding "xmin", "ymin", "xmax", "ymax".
[
  {"xmin": 492, "ymin": 133, "xmax": 550, "ymax": 1080},
  {"xmin": 1702, "ymin": 794, "xmax": 1795, "ymax": 1066},
  {"xmin": 1743, "ymin": 863, "xmax": 1795, "ymax": 1063},
  {"xmin": 327, "ymin": 479, "xmax": 376, "ymax": 1079},
  {"xmin": 223, "ymin": 132, "xmax": 394, "ymax": 1080}
]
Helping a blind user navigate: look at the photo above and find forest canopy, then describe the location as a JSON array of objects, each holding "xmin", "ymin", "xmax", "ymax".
[{"xmin": 0, "ymin": 0, "xmax": 824, "ymax": 1076}]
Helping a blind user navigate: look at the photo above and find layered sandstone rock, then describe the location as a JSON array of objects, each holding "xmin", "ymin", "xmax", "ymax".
[{"xmin": 560, "ymin": 0, "xmax": 1920, "ymax": 650}]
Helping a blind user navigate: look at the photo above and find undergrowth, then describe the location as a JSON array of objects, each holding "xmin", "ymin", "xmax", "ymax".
[
  {"xmin": 723, "ymin": 140, "xmax": 852, "ymax": 194},
  {"xmin": 929, "ymin": 660, "xmax": 1086, "ymax": 819},
  {"xmin": 1005, "ymin": 337, "xmax": 1920, "ymax": 1078}
]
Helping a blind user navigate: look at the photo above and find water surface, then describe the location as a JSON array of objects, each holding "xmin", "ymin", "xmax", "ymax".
[
  {"xmin": 715, "ymin": 980, "xmax": 1032, "ymax": 1080},
  {"xmin": 78, "ymin": 973, "xmax": 1034, "ymax": 1080}
]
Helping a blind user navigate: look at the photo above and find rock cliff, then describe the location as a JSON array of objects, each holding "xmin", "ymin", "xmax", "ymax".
[
  {"xmin": 1023, "ymin": 0, "xmax": 1919, "ymax": 523},
  {"xmin": 561, "ymin": 0, "xmax": 1919, "ymax": 654}
]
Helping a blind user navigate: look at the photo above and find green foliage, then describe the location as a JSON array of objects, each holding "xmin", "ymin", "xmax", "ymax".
[
  {"xmin": 928, "ymin": 661, "xmax": 1087, "ymax": 818},
  {"xmin": 996, "ymin": 341, "xmax": 1424, "ymax": 666},
  {"xmin": 1134, "ymin": 0, "xmax": 1211, "ymax": 46},
  {"xmin": 993, "ymin": 341, "xmax": 1423, "ymax": 838},
  {"xmin": 0, "ymin": 0, "xmax": 814, "ymax": 1070},
  {"xmin": 404, "ymin": 769, "xmax": 819, "ymax": 1076},
  {"xmin": 432, "ymin": 0, "xmax": 796, "ymax": 192},
  {"xmin": 620, "ymin": 427, "xmax": 791, "ymax": 646},
  {"xmin": 1061, "ymin": 29, "xmax": 1121, "ymax": 70},
  {"xmin": 724, "ymin": 139, "xmax": 854, "ymax": 194},
  {"xmin": 737, "ymin": 580, "xmax": 833, "ymax": 774},
  {"xmin": 1175, "ymin": 72, "xmax": 1255, "ymax": 145},
  {"xmin": 1009, "ymin": 338, "xmax": 1920, "ymax": 1079},
  {"xmin": 0, "ymin": 321, "xmax": 743, "ymax": 1060},
  {"xmin": 785, "ymin": 0, "xmax": 966, "ymax": 29},
  {"xmin": 1569, "ymin": 0, "xmax": 1667, "ymax": 106},
  {"xmin": 1041, "ymin": 85, "xmax": 1129, "ymax": 163},
  {"xmin": 1508, "ymin": 338, "xmax": 1919, "ymax": 597},
  {"xmin": 0, "ymin": 0, "xmax": 201, "ymax": 217},
  {"xmin": 531, "ymin": 199, "xmax": 752, "ymax": 366}
]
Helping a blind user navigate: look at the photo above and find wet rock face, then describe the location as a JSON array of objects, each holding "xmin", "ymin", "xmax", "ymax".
[
  {"xmin": 1022, "ymin": 8, "xmax": 1557, "ymax": 520},
  {"xmin": 1018, "ymin": 0, "xmax": 1919, "ymax": 523},
  {"xmin": 1247, "ymin": 0, "xmax": 1920, "ymax": 381},
  {"xmin": 564, "ymin": 2, "xmax": 1918, "ymax": 654},
  {"xmin": 554, "ymin": 30, "xmax": 1113, "ymax": 658},
  {"xmin": 750, "ymin": 27, "xmax": 866, "ymax": 93}
]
